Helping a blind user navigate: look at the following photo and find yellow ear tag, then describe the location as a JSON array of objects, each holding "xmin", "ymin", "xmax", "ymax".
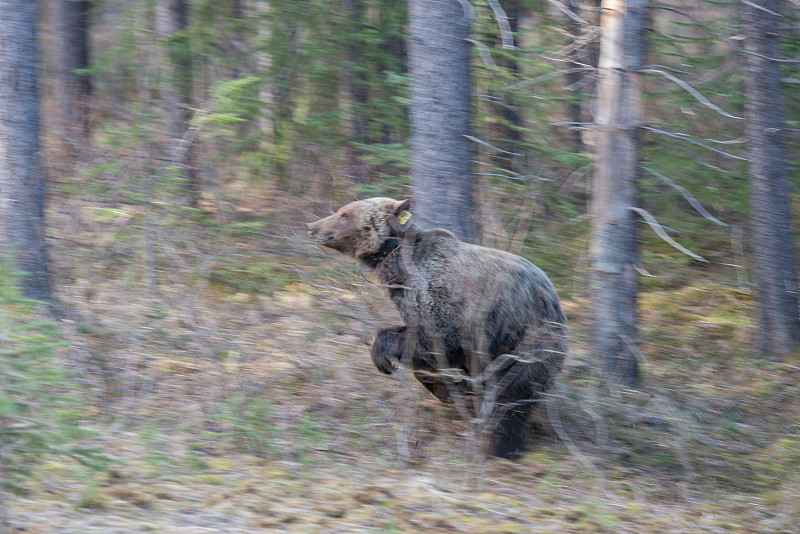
[{"xmin": 397, "ymin": 210, "xmax": 412, "ymax": 226}]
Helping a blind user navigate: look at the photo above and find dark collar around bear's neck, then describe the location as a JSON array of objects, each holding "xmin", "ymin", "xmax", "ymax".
[
  {"xmin": 360, "ymin": 211, "xmax": 415, "ymax": 270},
  {"xmin": 361, "ymin": 236, "xmax": 402, "ymax": 269}
]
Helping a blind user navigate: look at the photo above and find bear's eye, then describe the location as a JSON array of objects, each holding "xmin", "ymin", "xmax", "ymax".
[{"xmin": 340, "ymin": 213, "xmax": 349, "ymax": 220}]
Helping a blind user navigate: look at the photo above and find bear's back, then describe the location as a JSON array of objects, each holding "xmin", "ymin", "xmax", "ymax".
[{"xmin": 408, "ymin": 229, "xmax": 566, "ymax": 338}]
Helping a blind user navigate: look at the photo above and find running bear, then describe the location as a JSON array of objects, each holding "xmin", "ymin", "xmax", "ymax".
[{"xmin": 307, "ymin": 197, "xmax": 567, "ymax": 458}]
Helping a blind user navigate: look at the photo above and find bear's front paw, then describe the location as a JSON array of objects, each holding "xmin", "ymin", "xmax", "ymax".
[
  {"xmin": 371, "ymin": 347, "xmax": 398, "ymax": 374},
  {"xmin": 371, "ymin": 327, "xmax": 406, "ymax": 374}
]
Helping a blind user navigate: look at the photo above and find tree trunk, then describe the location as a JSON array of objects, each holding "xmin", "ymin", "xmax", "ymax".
[
  {"xmin": 0, "ymin": 1, "xmax": 54, "ymax": 304},
  {"xmin": 494, "ymin": 0, "xmax": 522, "ymax": 157},
  {"xmin": 342, "ymin": 0, "xmax": 371, "ymax": 183},
  {"xmin": 590, "ymin": 0, "xmax": 646, "ymax": 387},
  {"xmin": 231, "ymin": 0, "xmax": 245, "ymax": 78},
  {"xmin": 55, "ymin": 0, "xmax": 91, "ymax": 154},
  {"xmin": 566, "ymin": 0, "xmax": 585, "ymax": 153},
  {"xmin": 745, "ymin": 0, "xmax": 799, "ymax": 361},
  {"xmin": 158, "ymin": 0, "xmax": 191, "ymax": 140},
  {"xmin": 408, "ymin": 0, "xmax": 478, "ymax": 243},
  {"xmin": 157, "ymin": 0, "xmax": 198, "ymax": 205}
]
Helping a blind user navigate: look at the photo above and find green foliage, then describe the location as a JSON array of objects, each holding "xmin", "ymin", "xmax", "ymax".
[
  {"xmin": 209, "ymin": 259, "xmax": 298, "ymax": 295},
  {"xmin": 198, "ymin": 75, "xmax": 264, "ymax": 151},
  {"xmin": 258, "ymin": 0, "xmax": 410, "ymax": 183},
  {"xmin": 0, "ymin": 257, "xmax": 109, "ymax": 495}
]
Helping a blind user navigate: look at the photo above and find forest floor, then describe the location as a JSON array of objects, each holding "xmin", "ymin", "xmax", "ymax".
[{"xmin": 5, "ymin": 193, "xmax": 800, "ymax": 534}]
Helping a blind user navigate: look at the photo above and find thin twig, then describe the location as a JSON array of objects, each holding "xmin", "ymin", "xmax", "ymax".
[
  {"xmin": 546, "ymin": 389, "xmax": 611, "ymax": 499},
  {"xmin": 508, "ymin": 67, "xmax": 595, "ymax": 91},
  {"xmin": 547, "ymin": 0, "xmax": 590, "ymax": 25},
  {"xmin": 630, "ymin": 207, "xmax": 708, "ymax": 263},
  {"xmin": 641, "ymin": 167, "xmax": 727, "ymax": 227},
  {"xmin": 641, "ymin": 125, "xmax": 748, "ymax": 161},
  {"xmin": 741, "ymin": 0, "xmax": 782, "ymax": 16},
  {"xmin": 651, "ymin": 4, "xmax": 800, "ymax": 64},
  {"xmin": 487, "ymin": 0, "xmax": 515, "ymax": 49},
  {"xmin": 464, "ymin": 134, "xmax": 521, "ymax": 156},
  {"xmin": 640, "ymin": 68, "xmax": 744, "ymax": 120},
  {"xmin": 456, "ymin": 0, "xmax": 476, "ymax": 20},
  {"xmin": 466, "ymin": 38, "xmax": 498, "ymax": 70}
]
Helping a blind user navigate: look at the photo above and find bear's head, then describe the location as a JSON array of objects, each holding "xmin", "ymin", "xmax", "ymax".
[{"xmin": 307, "ymin": 197, "xmax": 412, "ymax": 267}]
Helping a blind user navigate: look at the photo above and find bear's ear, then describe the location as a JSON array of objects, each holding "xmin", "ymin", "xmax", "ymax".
[
  {"xmin": 392, "ymin": 198, "xmax": 412, "ymax": 228},
  {"xmin": 393, "ymin": 198, "xmax": 410, "ymax": 213}
]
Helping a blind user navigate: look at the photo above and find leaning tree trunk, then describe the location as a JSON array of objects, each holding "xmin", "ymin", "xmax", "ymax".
[
  {"xmin": 55, "ymin": 0, "xmax": 91, "ymax": 155},
  {"xmin": 744, "ymin": 0, "xmax": 800, "ymax": 361},
  {"xmin": 408, "ymin": 0, "xmax": 478, "ymax": 243},
  {"xmin": 0, "ymin": 1, "xmax": 54, "ymax": 304},
  {"xmin": 589, "ymin": 0, "xmax": 646, "ymax": 387}
]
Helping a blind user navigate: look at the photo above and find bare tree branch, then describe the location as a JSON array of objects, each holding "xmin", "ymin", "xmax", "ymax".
[
  {"xmin": 552, "ymin": 26, "xmax": 602, "ymax": 59},
  {"xmin": 641, "ymin": 125, "xmax": 748, "ymax": 161},
  {"xmin": 455, "ymin": 0, "xmax": 476, "ymax": 20},
  {"xmin": 473, "ymin": 173, "xmax": 540, "ymax": 180},
  {"xmin": 741, "ymin": 0, "xmax": 782, "ymax": 16},
  {"xmin": 547, "ymin": 0, "xmax": 590, "ymax": 25},
  {"xmin": 705, "ymin": 136, "xmax": 747, "ymax": 145},
  {"xmin": 466, "ymin": 38, "xmax": 498, "ymax": 70},
  {"xmin": 487, "ymin": 0, "xmax": 514, "ymax": 49},
  {"xmin": 642, "ymin": 167, "xmax": 727, "ymax": 227},
  {"xmin": 651, "ymin": 4, "xmax": 800, "ymax": 64},
  {"xmin": 640, "ymin": 68, "xmax": 744, "ymax": 120},
  {"xmin": 546, "ymin": 389, "xmax": 611, "ymax": 499},
  {"xmin": 508, "ymin": 67, "xmax": 595, "ymax": 90},
  {"xmin": 631, "ymin": 206, "xmax": 709, "ymax": 263},
  {"xmin": 641, "ymin": 63, "xmax": 697, "ymax": 78},
  {"xmin": 464, "ymin": 134, "xmax": 521, "ymax": 155}
]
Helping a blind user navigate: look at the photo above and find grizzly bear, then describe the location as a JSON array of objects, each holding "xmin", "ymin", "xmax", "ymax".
[{"xmin": 307, "ymin": 197, "xmax": 567, "ymax": 459}]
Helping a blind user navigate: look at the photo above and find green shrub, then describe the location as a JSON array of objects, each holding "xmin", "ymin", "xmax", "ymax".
[{"xmin": 0, "ymin": 256, "xmax": 109, "ymax": 496}]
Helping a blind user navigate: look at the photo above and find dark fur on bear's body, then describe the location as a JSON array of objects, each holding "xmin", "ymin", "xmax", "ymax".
[{"xmin": 308, "ymin": 198, "xmax": 567, "ymax": 459}]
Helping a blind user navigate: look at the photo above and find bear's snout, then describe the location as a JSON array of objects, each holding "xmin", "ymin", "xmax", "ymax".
[{"xmin": 307, "ymin": 220, "xmax": 333, "ymax": 244}]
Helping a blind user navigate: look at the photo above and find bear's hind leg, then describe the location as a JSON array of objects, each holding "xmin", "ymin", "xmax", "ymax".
[{"xmin": 487, "ymin": 403, "xmax": 532, "ymax": 459}]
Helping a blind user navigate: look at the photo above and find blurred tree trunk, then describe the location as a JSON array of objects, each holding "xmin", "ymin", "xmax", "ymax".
[
  {"xmin": 231, "ymin": 0, "xmax": 244, "ymax": 77},
  {"xmin": 55, "ymin": 0, "xmax": 91, "ymax": 155},
  {"xmin": 342, "ymin": 0, "xmax": 371, "ymax": 183},
  {"xmin": 495, "ymin": 0, "xmax": 522, "ymax": 156},
  {"xmin": 590, "ymin": 0, "xmax": 646, "ymax": 387},
  {"xmin": 745, "ymin": 0, "xmax": 800, "ymax": 361},
  {"xmin": 566, "ymin": 0, "xmax": 599, "ymax": 153},
  {"xmin": 0, "ymin": 2, "xmax": 55, "ymax": 304},
  {"xmin": 157, "ymin": 0, "xmax": 199, "ymax": 206},
  {"xmin": 408, "ymin": 0, "xmax": 478, "ymax": 243},
  {"xmin": 566, "ymin": 2, "xmax": 583, "ymax": 152}
]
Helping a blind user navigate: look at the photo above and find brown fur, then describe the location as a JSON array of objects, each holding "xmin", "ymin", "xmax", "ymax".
[{"xmin": 308, "ymin": 198, "xmax": 567, "ymax": 458}]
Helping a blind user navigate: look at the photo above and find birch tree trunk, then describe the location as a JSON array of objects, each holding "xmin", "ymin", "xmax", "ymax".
[
  {"xmin": 408, "ymin": 0, "xmax": 478, "ymax": 243},
  {"xmin": 744, "ymin": 0, "xmax": 800, "ymax": 361},
  {"xmin": 0, "ymin": 1, "xmax": 54, "ymax": 304},
  {"xmin": 590, "ymin": 0, "xmax": 646, "ymax": 387},
  {"xmin": 55, "ymin": 0, "xmax": 91, "ymax": 154}
]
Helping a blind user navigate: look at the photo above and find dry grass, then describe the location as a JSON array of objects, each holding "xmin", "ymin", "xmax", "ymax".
[{"xmin": 5, "ymin": 187, "xmax": 800, "ymax": 534}]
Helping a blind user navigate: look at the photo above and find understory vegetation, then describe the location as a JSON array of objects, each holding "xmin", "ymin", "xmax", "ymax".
[{"xmin": 2, "ymin": 0, "xmax": 800, "ymax": 532}]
